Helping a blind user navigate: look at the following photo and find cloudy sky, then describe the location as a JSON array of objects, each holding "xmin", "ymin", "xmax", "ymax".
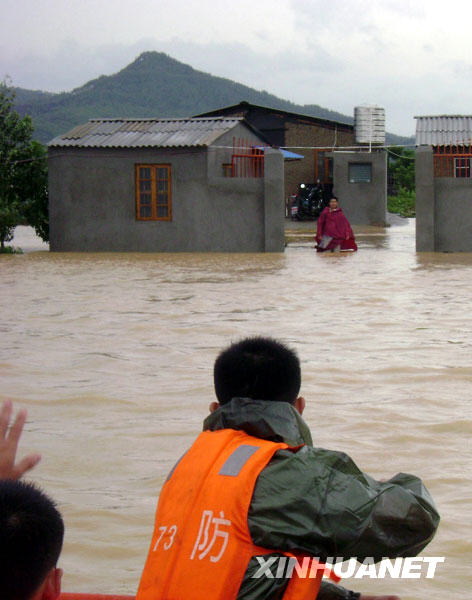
[{"xmin": 2, "ymin": 0, "xmax": 472, "ymax": 136}]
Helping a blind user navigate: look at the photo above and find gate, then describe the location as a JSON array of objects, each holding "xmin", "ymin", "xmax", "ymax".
[{"xmin": 231, "ymin": 137, "xmax": 264, "ymax": 177}]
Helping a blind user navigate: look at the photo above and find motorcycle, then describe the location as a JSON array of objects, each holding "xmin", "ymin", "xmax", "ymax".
[{"xmin": 290, "ymin": 183, "xmax": 327, "ymax": 221}]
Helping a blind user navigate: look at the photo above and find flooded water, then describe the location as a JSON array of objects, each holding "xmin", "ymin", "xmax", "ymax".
[{"xmin": 1, "ymin": 222, "xmax": 471, "ymax": 599}]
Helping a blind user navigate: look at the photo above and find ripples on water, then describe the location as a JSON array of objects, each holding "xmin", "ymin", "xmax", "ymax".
[{"xmin": 1, "ymin": 223, "xmax": 471, "ymax": 599}]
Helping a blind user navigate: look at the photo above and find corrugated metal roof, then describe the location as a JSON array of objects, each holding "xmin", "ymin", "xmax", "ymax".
[
  {"xmin": 415, "ymin": 115, "xmax": 472, "ymax": 145},
  {"xmin": 48, "ymin": 117, "xmax": 248, "ymax": 148}
]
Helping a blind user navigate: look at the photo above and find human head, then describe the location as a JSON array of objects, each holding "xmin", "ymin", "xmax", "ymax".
[
  {"xmin": 329, "ymin": 197, "xmax": 338, "ymax": 209},
  {"xmin": 0, "ymin": 479, "xmax": 64, "ymax": 600},
  {"xmin": 213, "ymin": 336, "xmax": 301, "ymax": 405}
]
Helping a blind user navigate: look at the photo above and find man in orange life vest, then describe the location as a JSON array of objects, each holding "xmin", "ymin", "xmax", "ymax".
[{"xmin": 137, "ymin": 337, "xmax": 439, "ymax": 600}]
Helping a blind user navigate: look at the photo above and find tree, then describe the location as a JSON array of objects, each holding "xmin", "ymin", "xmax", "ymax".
[
  {"xmin": 0, "ymin": 81, "xmax": 48, "ymax": 251},
  {"xmin": 388, "ymin": 147, "xmax": 415, "ymax": 193},
  {"xmin": 387, "ymin": 147, "xmax": 416, "ymax": 217},
  {"xmin": 11, "ymin": 140, "xmax": 49, "ymax": 242}
]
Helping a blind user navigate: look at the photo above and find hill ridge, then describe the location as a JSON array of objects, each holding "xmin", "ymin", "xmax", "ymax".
[{"xmin": 12, "ymin": 51, "xmax": 412, "ymax": 145}]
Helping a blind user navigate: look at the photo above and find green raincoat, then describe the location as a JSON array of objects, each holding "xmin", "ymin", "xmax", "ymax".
[{"xmin": 203, "ymin": 398, "xmax": 440, "ymax": 600}]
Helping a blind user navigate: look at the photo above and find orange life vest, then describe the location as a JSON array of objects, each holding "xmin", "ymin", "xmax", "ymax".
[{"xmin": 136, "ymin": 428, "xmax": 334, "ymax": 600}]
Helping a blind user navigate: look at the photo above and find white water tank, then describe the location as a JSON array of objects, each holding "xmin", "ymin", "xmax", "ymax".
[{"xmin": 354, "ymin": 105, "xmax": 385, "ymax": 145}]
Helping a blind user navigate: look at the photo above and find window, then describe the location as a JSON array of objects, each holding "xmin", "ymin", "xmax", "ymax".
[
  {"xmin": 455, "ymin": 157, "xmax": 471, "ymax": 178},
  {"xmin": 434, "ymin": 146, "xmax": 472, "ymax": 178},
  {"xmin": 349, "ymin": 163, "xmax": 372, "ymax": 183},
  {"xmin": 136, "ymin": 165, "xmax": 172, "ymax": 220}
]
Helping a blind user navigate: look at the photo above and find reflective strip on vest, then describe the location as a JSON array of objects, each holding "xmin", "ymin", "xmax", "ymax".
[
  {"xmin": 218, "ymin": 444, "xmax": 260, "ymax": 476},
  {"xmin": 165, "ymin": 452, "xmax": 187, "ymax": 482}
]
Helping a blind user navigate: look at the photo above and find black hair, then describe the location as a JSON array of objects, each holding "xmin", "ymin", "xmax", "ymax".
[
  {"xmin": 213, "ymin": 336, "xmax": 301, "ymax": 405},
  {"xmin": 0, "ymin": 479, "xmax": 64, "ymax": 600}
]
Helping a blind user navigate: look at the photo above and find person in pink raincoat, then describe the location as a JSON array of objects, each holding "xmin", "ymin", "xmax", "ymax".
[{"xmin": 315, "ymin": 196, "xmax": 357, "ymax": 252}]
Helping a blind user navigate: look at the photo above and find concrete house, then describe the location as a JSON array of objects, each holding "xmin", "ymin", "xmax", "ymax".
[
  {"xmin": 195, "ymin": 101, "xmax": 356, "ymax": 200},
  {"xmin": 48, "ymin": 117, "xmax": 285, "ymax": 252},
  {"xmin": 197, "ymin": 102, "xmax": 387, "ymax": 226},
  {"xmin": 415, "ymin": 116, "xmax": 472, "ymax": 251}
]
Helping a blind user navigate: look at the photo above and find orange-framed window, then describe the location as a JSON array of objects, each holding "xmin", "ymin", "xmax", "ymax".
[
  {"xmin": 433, "ymin": 145, "xmax": 472, "ymax": 178},
  {"xmin": 136, "ymin": 164, "xmax": 172, "ymax": 221}
]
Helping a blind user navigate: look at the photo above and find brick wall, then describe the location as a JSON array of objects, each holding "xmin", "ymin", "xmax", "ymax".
[{"xmin": 284, "ymin": 122, "xmax": 355, "ymax": 199}]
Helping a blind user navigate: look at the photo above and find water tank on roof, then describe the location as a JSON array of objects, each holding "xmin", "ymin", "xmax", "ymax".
[{"xmin": 354, "ymin": 105, "xmax": 385, "ymax": 145}]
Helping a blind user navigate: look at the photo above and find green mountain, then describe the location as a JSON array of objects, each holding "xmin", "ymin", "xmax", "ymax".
[{"xmin": 13, "ymin": 51, "xmax": 413, "ymax": 145}]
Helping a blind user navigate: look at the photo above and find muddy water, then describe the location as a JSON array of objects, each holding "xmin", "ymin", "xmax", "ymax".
[{"xmin": 1, "ymin": 222, "xmax": 471, "ymax": 599}]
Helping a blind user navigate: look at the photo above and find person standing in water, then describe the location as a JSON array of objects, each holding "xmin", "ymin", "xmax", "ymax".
[{"xmin": 316, "ymin": 197, "xmax": 357, "ymax": 252}]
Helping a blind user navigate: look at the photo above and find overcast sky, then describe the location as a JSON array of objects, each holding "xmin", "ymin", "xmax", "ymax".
[{"xmin": 2, "ymin": 0, "xmax": 472, "ymax": 136}]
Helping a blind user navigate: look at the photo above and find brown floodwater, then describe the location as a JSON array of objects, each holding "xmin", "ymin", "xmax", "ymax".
[{"xmin": 1, "ymin": 222, "xmax": 471, "ymax": 599}]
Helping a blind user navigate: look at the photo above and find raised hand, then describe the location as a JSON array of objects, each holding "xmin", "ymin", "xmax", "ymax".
[{"xmin": 0, "ymin": 400, "xmax": 41, "ymax": 479}]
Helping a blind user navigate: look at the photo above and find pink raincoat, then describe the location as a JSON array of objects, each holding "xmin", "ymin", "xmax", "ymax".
[{"xmin": 315, "ymin": 207, "xmax": 357, "ymax": 252}]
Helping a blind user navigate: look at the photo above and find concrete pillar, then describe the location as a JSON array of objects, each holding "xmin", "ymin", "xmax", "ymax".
[
  {"xmin": 263, "ymin": 149, "xmax": 285, "ymax": 252},
  {"xmin": 415, "ymin": 147, "xmax": 435, "ymax": 251}
]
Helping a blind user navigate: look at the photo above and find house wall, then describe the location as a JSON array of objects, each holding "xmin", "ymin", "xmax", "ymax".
[
  {"xmin": 284, "ymin": 122, "xmax": 355, "ymax": 199},
  {"xmin": 434, "ymin": 180, "xmax": 472, "ymax": 251},
  {"xmin": 331, "ymin": 151, "xmax": 387, "ymax": 225},
  {"xmin": 416, "ymin": 146, "xmax": 472, "ymax": 251},
  {"xmin": 415, "ymin": 147, "xmax": 435, "ymax": 251},
  {"xmin": 48, "ymin": 135, "xmax": 285, "ymax": 252}
]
